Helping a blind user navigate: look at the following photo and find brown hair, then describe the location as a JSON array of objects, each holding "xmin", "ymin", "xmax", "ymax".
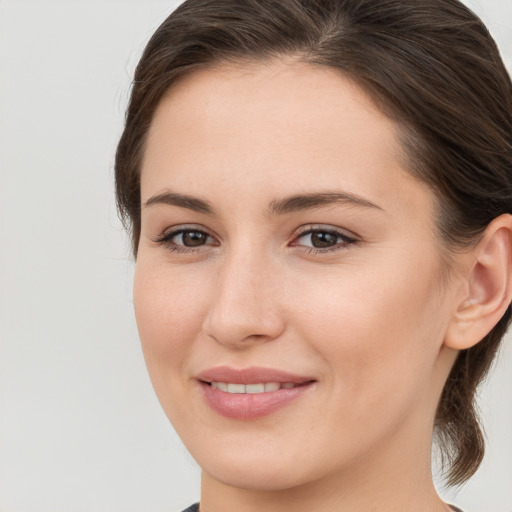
[{"xmin": 115, "ymin": 0, "xmax": 512, "ymax": 485}]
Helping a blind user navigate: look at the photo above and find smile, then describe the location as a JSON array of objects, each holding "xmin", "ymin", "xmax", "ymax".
[
  {"xmin": 196, "ymin": 367, "xmax": 317, "ymax": 420},
  {"xmin": 210, "ymin": 382, "xmax": 297, "ymax": 393}
]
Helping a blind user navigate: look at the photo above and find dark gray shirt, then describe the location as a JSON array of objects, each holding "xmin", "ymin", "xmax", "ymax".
[
  {"xmin": 181, "ymin": 504, "xmax": 199, "ymax": 512},
  {"xmin": 181, "ymin": 503, "xmax": 465, "ymax": 511}
]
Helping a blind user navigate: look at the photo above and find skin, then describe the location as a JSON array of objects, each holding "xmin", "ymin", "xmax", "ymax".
[{"xmin": 133, "ymin": 60, "xmax": 511, "ymax": 512}]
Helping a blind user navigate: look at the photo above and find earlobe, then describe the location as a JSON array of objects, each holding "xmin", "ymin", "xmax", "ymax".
[{"xmin": 445, "ymin": 214, "xmax": 512, "ymax": 350}]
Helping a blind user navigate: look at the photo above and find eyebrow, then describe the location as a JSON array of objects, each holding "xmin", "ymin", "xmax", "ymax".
[
  {"xmin": 268, "ymin": 192, "xmax": 383, "ymax": 215},
  {"xmin": 143, "ymin": 190, "xmax": 383, "ymax": 215},
  {"xmin": 144, "ymin": 192, "xmax": 214, "ymax": 214}
]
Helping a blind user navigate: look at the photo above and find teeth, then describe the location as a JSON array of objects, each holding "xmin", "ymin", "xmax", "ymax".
[
  {"xmin": 227, "ymin": 383, "xmax": 245, "ymax": 394},
  {"xmin": 217, "ymin": 382, "xmax": 228, "ymax": 392},
  {"xmin": 210, "ymin": 382, "xmax": 297, "ymax": 393},
  {"xmin": 246, "ymin": 383, "xmax": 265, "ymax": 394}
]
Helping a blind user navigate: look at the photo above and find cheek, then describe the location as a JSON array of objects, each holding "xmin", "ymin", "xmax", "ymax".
[
  {"xmin": 292, "ymin": 257, "xmax": 446, "ymax": 406},
  {"xmin": 133, "ymin": 260, "xmax": 209, "ymax": 384}
]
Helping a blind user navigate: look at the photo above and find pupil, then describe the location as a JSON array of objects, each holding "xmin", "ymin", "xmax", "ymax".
[
  {"xmin": 311, "ymin": 231, "xmax": 337, "ymax": 248},
  {"xmin": 183, "ymin": 231, "xmax": 207, "ymax": 246}
]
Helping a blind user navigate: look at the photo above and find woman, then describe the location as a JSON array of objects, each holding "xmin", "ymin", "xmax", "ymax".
[{"xmin": 115, "ymin": 0, "xmax": 512, "ymax": 510}]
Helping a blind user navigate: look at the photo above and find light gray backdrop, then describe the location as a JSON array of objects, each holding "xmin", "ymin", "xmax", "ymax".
[{"xmin": 0, "ymin": 1, "xmax": 511, "ymax": 511}]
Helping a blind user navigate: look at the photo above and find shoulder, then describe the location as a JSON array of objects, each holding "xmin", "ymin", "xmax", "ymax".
[
  {"xmin": 181, "ymin": 503, "xmax": 463, "ymax": 512},
  {"xmin": 180, "ymin": 504, "xmax": 199, "ymax": 512}
]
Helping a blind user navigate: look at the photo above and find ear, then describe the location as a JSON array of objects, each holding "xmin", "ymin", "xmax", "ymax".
[{"xmin": 445, "ymin": 214, "xmax": 512, "ymax": 350}]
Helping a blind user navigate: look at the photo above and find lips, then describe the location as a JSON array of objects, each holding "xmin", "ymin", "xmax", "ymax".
[{"xmin": 196, "ymin": 366, "xmax": 316, "ymax": 420}]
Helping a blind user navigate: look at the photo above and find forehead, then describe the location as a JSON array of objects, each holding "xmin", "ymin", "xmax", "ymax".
[
  {"xmin": 145, "ymin": 60, "xmax": 401, "ymax": 166},
  {"xmin": 141, "ymin": 60, "xmax": 433, "ymax": 223}
]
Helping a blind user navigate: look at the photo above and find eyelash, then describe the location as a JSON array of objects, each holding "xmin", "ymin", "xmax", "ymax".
[
  {"xmin": 291, "ymin": 226, "xmax": 358, "ymax": 254},
  {"xmin": 153, "ymin": 225, "xmax": 358, "ymax": 254},
  {"xmin": 153, "ymin": 226, "xmax": 216, "ymax": 253}
]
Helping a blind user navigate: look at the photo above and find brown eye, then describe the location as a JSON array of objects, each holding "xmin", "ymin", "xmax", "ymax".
[
  {"xmin": 174, "ymin": 230, "xmax": 211, "ymax": 247},
  {"xmin": 310, "ymin": 231, "xmax": 338, "ymax": 248},
  {"xmin": 154, "ymin": 225, "xmax": 218, "ymax": 253},
  {"xmin": 293, "ymin": 228, "xmax": 357, "ymax": 251}
]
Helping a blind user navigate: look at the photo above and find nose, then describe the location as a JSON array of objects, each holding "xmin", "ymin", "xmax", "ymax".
[{"xmin": 202, "ymin": 249, "xmax": 286, "ymax": 348}]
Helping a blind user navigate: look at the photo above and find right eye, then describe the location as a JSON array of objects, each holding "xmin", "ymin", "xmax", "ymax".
[
  {"xmin": 172, "ymin": 230, "xmax": 212, "ymax": 247},
  {"xmin": 155, "ymin": 227, "xmax": 217, "ymax": 252}
]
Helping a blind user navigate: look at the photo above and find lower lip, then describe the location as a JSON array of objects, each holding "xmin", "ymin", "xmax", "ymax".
[{"xmin": 199, "ymin": 381, "xmax": 316, "ymax": 420}]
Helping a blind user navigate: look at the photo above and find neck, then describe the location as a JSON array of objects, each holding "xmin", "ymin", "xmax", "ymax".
[
  {"xmin": 199, "ymin": 444, "xmax": 449, "ymax": 512},
  {"xmin": 200, "ymin": 477, "xmax": 449, "ymax": 512},
  {"xmin": 199, "ymin": 412, "xmax": 450, "ymax": 512}
]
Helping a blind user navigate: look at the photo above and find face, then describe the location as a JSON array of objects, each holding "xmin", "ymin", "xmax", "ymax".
[{"xmin": 134, "ymin": 61, "xmax": 459, "ymax": 492}]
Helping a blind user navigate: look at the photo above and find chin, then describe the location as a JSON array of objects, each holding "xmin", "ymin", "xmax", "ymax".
[
  {"xmin": 190, "ymin": 434, "xmax": 351, "ymax": 495},
  {"xmin": 201, "ymin": 459, "xmax": 314, "ymax": 492}
]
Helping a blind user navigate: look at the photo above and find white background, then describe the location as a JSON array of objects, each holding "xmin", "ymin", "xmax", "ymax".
[{"xmin": 0, "ymin": 1, "xmax": 511, "ymax": 511}]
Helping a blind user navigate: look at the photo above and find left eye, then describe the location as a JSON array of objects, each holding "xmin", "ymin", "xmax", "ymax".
[{"xmin": 293, "ymin": 229, "xmax": 356, "ymax": 249}]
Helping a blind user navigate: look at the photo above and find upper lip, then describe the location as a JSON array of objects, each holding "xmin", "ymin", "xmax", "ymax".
[{"xmin": 196, "ymin": 366, "xmax": 316, "ymax": 385}]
